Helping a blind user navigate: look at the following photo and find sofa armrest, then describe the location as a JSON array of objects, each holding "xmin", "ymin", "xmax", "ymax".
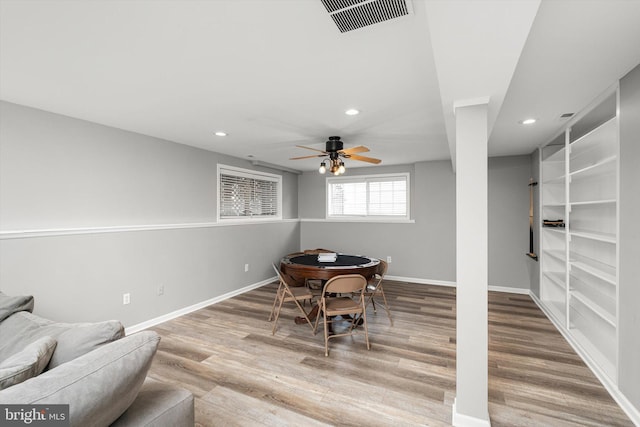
[
  {"xmin": 110, "ymin": 378, "xmax": 194, "ymax": 427},
  {"xmin": 0, "ymin": 331, "xmax": 159, "ymax": 427}
]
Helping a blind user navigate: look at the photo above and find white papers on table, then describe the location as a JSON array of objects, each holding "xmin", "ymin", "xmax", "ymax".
[{"xmin": 317, "ymin": 252, "xmax": 338, "ymax": 263}]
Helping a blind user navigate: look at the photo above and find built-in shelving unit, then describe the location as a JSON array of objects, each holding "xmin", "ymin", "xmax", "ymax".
[{"xmin": 539, "ymin": 90, "xmax": 619, "ymax": 383}]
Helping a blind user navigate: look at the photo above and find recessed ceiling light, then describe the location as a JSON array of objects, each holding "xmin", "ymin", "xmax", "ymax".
[
  {"xmin": 345, "ymin": 109, "xmax": 360, "ymax": 116},
  {"xmin": 215, "ymin": 131, "xmax": 227, "ymax": 137},
  {"xmin": 519, "ymin": 118, "xmax": 536, "ymax": 125}
]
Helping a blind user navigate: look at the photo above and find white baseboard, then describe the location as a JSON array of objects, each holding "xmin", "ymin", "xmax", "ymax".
[
  {"xmin": 529, "ymin": 292, "xmax": 640, "ymax": 426},
  {"xmin": 125, "ymin": 276, "xmax": 276, "ymax": 335},
  {"xmin": 385, "ymin": 275, "xmax": 456, "ymax": 287},
  {"xmin": 487, "ymin": 285, "xmax": 530, "ymax": 295},
  {"xmin": 452, "ymin": 399, "xmax": 491, "ymax": 427},
  {"xmin": 126, "ymin": 275, "xmax": 528, "ymax": 335},
  {"xmin": 386, "ymin": 275, "xmax": 530, "ymax": 296}
]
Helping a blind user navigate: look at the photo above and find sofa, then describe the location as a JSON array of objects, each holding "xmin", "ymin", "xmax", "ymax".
[{"xmin": 0, "ymin": 291, "xmax": 194, "ymax": 426}]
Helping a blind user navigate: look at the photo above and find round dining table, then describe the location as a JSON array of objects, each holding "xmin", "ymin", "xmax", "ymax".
[{"xmin": 279, "ymin": 253, "xmax": 380, "ymax": 287}]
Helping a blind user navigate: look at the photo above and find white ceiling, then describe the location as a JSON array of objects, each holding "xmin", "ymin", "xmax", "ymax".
[{"xmin": 1, "ymin": 0, "xmax": 639, "ymax": 172}]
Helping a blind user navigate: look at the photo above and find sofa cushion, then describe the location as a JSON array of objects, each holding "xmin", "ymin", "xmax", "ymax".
[
  {"xmin": 0, "ymin": 336, "xmax": 57, "ymax": 390},
  {"xmin": 0, "ymin": 291, "xmax": 34, "ymax": 322},
  {"xmin": 0, "ymin": 311, "xmax": 124, "ymax": 368},
  {"xmin": 110, "ymin": 378, "xmax": 195, "ymax": 427},
  {"xmin": 0, "ymin": 331, "xmax": 160, "ymax": 427}
]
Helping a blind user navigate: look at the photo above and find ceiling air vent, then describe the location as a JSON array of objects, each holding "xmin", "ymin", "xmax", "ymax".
[
  {"xmin": 560, "ymin": 113, "xmax": 575, "ymax": 118},
  {"xmin": 321, "ymin": 0, "xmax": 413, "ymax": 33}
]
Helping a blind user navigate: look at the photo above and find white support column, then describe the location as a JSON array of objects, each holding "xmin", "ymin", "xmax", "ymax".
[{"xmin": 452, "ymin": 99, "xmax": 491, "ymax": 427}]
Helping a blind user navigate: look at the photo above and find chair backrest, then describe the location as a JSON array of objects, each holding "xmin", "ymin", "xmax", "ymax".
[
  {"xmin": 272, "ymin": 263, "xmax": 290, "ymax": 287},
  {"xmin": 377, "ymin": 259, "xmax": 388, "ymax": 277},
  {"xmin": 285, "ymin": 251, "xmax": 305, "ymax": 257},
  {"xmin": 323, "ymin": 274, "xmax": 367, "ymax": 295},
  {"xmin": 304, "ymin": 248, "xmax": 335, "ymax": 254}
]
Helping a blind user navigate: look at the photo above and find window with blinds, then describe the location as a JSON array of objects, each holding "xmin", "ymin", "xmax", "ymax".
[
  {"xmin": 218, "ymin": 165, "xmax": 282, "ymax": 220},
  {"xmin": 327, "ymin": 173, "xmax": 409, "ymax": 220}
]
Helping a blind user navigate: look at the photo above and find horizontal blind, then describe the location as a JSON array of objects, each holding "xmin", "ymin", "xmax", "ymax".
[
  {"xmin": 369, "ymin": 179, "xmax": 406, "ymax": 216},
  {"xmin": 329, "ymin": 181, "xmax": 367, "ymax": 215},
  {"xmin": 220, "ymin": 173, "xmax": 278, "ymax": 218},
  {"xmin": 328, "ymin": 174, "xmax": 408, "ymax": 218}
]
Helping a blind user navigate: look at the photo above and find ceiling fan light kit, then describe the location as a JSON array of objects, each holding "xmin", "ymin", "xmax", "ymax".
[{"xmin": 291, "ymin": 136, "xmax": 381, "ymax": 175}]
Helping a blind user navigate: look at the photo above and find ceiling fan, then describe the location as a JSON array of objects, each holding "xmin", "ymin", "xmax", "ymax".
[{"xmin": 290, "ymin": 136, "xmax": 381, "ymax": 175}]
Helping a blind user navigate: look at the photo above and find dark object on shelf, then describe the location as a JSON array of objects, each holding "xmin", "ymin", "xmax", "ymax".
[
  {"xmin": 528, "ymin": 179, "xmax": 538, "ymax": 260},
  {"xmin": 543, "ymin": 219, "xmax": 565, "ymax": 227}
]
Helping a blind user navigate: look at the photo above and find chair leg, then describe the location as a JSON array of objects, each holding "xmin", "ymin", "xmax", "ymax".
[
  {"xmin": 362, "ymin": 306, "xmax": 370, "ymax": 350},
  {"xmin": 323, "ymin": 310, "xmax": 329, "ymax": 357},
  {"xmin": 271, "ymin": 295, "xmax": 285, "ymax": 335},
  {"xmin": 378, "ymin": 288, "xmax": 393, "ymax": 326},
  {"xmin": 293, "ymin": 299, "xmax": 315, "ymax": 333},
  {"xmin": 313, "ymin": 306, "xmax": 321, "ymax": 335},
  {"xmin": 268, "ymin": 285, "xmax": 282, "ymax": 321}
]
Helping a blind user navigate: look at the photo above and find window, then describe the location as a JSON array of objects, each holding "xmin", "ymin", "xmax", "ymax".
[
  {"xmin": 327, "ymin": 173, "xmax": 409, "ymax": 220},
  {"xmin": 218, "ymin": 165, "xmax": 282, "ymax": 221}
]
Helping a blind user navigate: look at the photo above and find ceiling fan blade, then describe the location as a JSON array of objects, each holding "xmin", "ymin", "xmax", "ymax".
[
  {"xmin": 290, "ymin": 154, "xmax": 325, "ymax": 160},
  {"xmin": 295, "ymin": 145, "xmax": 327, "ymax": 154},
  {"xmin": 346, "ymin": 154, "xmax": 382, "ymax": 164},
  {"xmin": 339, "ymin": 145, "xmax": 369, "ymax": 155}
]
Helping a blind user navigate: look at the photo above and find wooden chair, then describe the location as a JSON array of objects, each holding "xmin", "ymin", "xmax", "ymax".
[
  {"xmin": 303, "ymin": 248, "xmax": 335, "ymax": 254},
  {"xmin": 268, "ymin": 263, "xmax": 314, "ymax": 335},
  {"xmin": 313, "ymin": 274, "xmax": 369, "ymax": 357},
  {"xmin": 364, "ymin": 259, "xmax": 393, "ymax": 326}
]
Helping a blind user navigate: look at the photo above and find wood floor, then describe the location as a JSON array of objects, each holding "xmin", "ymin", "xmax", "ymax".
[{"xmin": 147, "ymin": 280, "xmax": 632, "ymax": 426}]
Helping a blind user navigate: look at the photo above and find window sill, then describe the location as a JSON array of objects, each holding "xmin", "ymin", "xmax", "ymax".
[{"xmin": 301, "ymin": 218, "xmax": 415, "ymax": 224}]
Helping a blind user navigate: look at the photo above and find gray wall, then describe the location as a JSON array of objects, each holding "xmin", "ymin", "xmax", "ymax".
[
  {"xmin": 0, "ymin": 101, "xmax": 300, "ymax": 326},
  {"xmin": 619, "ymin": 63, "xmax": 640, "ymax": 412},
  {"xmin": 299, "ymin": 156, "xmax": 532, "ymax": 289},
  {"xmin": 299, "ymin": 162, "xmax": 456, "ymax": 282},
  {"xmin": 488, "ymin": 155, "xmax": 532, "ymax": 289}
]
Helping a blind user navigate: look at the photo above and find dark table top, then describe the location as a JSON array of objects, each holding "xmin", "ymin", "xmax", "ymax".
[
  {"xmin": 280, "ymin": 253, "xmax": 380, "ymax": 285},
  {"xmin": 284, "ymin": 254, "xmax": 376, "ymax": 268}
]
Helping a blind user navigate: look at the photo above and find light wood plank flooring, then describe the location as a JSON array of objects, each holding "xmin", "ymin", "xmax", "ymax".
[{"xmin": 147, "ymin": 280, "xmax": 632, "ymax": 426}]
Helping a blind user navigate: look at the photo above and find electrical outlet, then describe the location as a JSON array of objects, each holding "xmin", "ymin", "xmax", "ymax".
[
  {"xmin": 244, "ymin": 263, "xmax": 249, "ymax": 272},
  {"xmin": 123, "ymin": 293, "xmax": 130, "ymax": 305},
  {"xmin": 386, "ymin": 256, "xmax": 392, "ymax": 263},
  {"xmin": 157, "ymin": 285, "xmax": 164, "ymax": 296}
]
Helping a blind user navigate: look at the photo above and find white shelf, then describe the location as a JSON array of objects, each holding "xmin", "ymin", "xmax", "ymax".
[
  {"xmin": 543, "ymin": 227, "xmax": 566, "ymax": 236},
  {"xmin": 539, "ymin": 95, "xmax": 618, "ymax": 386},
  {"xmin": 570, "ymin": 117, "xmax": 617, "ymax": 154},
  {"xmin": 570, "ymin": 255, "xmax": 616, "ymax": 285},
  {"xmin": 571, "ymin": 328, "xmax": 616, "ymax": 381},
  {"xmin": 544, "ymin": 249, "xmax": 566, "ymax": 262},
  {"xmin": 570, "ymin": 199, "xmax": 616, "ymax": 206},
  {"xmin": 571, "ymin": 290, "xmax": 616, "ymax": 327},
  {"xmin": 543, "ymin": 271, "xmax": 566, "ymax": 290},
  {"xmin": 542, "ymin": 299, "xmax": 567, "ymax": 327},
  {"xmin": 544, "ymin": 175, "xmax": 565, "ymax": 184},
  {"xmin": 570, "ymin": 229, "xmax": 616, "ymax": 244},
  {"xmin": 545, "ymin": 147, "xmax": 566, "ymax": 163},
  {"xmin": 569, "ymin": 155, "xmax": 616, "ymax": 179}
]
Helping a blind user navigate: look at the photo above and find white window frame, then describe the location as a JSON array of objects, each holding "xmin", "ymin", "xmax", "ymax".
[
  {"xmin": 217, "ymin": 164, "xmax": 282, "ymax": 222},
  {"xmin": 326, "ymin": 172, "xmax": 410, "ymax": 222}
]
